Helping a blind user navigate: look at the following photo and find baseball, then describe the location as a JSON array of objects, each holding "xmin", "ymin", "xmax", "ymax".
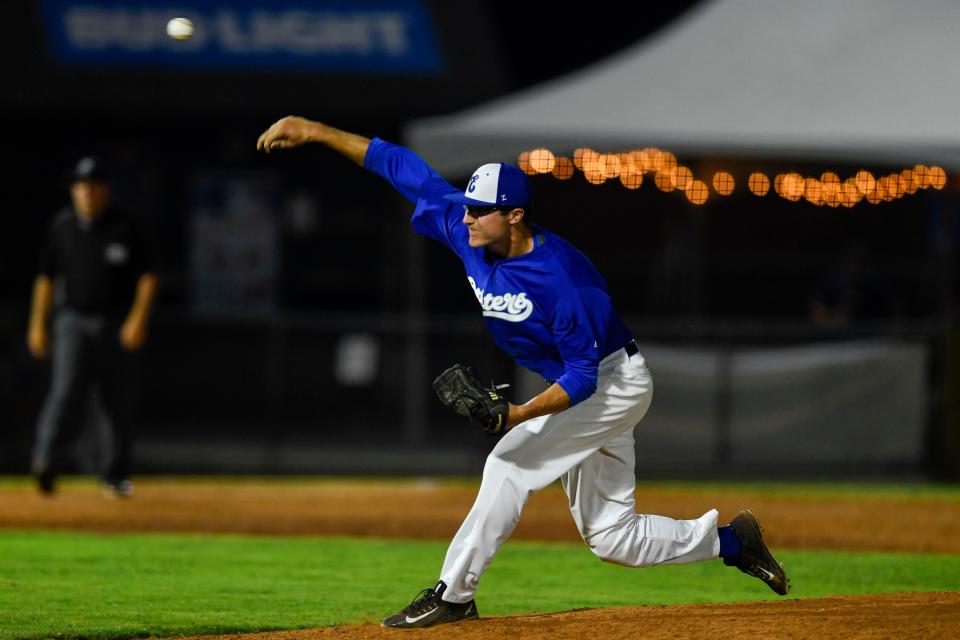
[{"xmin": 166, "ymin": 17, "xmax": 194, "ymax": 41}]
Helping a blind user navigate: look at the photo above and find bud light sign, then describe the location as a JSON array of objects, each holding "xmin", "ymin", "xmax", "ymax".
[{"xmin": 40, "ymin": 0, "xmax": 444, "ymax": 73}]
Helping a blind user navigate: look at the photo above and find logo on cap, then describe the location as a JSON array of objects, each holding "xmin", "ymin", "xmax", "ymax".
[{"xmin": 442, "ymin": 163, "xmax": 530, "ymax": 208}]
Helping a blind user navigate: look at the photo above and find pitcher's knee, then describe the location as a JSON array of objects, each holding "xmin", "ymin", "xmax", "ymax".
[
  {"xmin": 589, "ymin": 538, "xmax": 631, "ymax": 566},
  {"xmin": 587, "ymin": 529, "xmax": 656, "ymax": 568}
]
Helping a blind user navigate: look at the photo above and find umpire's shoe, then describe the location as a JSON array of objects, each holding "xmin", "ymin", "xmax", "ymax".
[
  {"xmin": 724, "ymin": 509, "xmax": 791, "ymax": 596},
  {"xmin": 32, "ymin": 467, "xmax": 56, "ymax": 496},
  {"xmin": 381, "ymin": 580, "xmax": 478, "ymax": 628}
]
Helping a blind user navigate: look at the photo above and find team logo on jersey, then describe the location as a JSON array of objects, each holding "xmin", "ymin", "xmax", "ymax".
[
  {"xmin": 467, "ymin": 276, "xmax": 534, "ymax": 322},
  {"xmin": 104, "ymin": 243, "xmax": 129, "ymax": 265}
]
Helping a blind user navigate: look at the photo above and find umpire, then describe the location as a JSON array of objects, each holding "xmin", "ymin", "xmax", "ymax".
[{"xmin": 26, "ymin": 156, "xmax": 158, "ymax": 497}]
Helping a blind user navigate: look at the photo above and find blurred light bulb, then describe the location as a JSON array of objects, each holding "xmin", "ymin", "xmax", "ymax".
[
  {"xmin": 804, "ymin": 178, "xmax": 823, "ymax": 205},
  {"xmin": 782, "ymin": 173, "xmax": 804, "ymax": 201},
  {"xmin": 712, "ymin": 171, "xmax": 735, "ymax": 195},
  {"xmin": 854, "ymin": 170, "xmax": 876, "ymax": 195},
  {"xmin": 599, "ymin": 154, "xmax": 621, "ymax": 179},
  {"xmin": 930, "ymin": 166, "xmax": 947, "ymax": 189},
  {"xmin": 900, "ymin": 169, "xmax": 918, "ymax": 194},
  {"xmin": 518, "ymin": 151, "xmax": 532, "ymax": 174},
  {"xmin": 748, "ymin": 172, "xmax": 770, "ymax": 196},
  {"xmin": 660, "ymin": 151, "xmax": 678, "ymax": 172},
  {"xmin": 655, "ymin": 170, "xmax": 676, "ymax": 192},
  {"xmin": 529, "ymin": 148, "xmax": 556, "ymax": 174},
  {"xmin": 552, "ymin": 156, "xmax": 575, "ymax": 180},
  {"xmin": 573, "ymin": 148, "xmax": 598, "ymax": 171},
  {"xmin": 686, "ymin": 180, "xmax": 708, "ymax": 204},
  {"xmin": 673, "ymin": 166, "xmax": 694, "ymax": 191},
  {"xmin": 619, "ymin": 164, "xmax": 642, "ymax": 189}
]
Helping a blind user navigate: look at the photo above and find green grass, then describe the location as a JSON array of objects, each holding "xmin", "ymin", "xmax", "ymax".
[{"xmin": 1, "ymin": 531, "xmax": 958, "ymax": 640}]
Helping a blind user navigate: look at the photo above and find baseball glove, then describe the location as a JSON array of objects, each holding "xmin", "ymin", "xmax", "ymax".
[{"xmin": 433, "ymin": 364, "xmax": 510, "ymax": 436}]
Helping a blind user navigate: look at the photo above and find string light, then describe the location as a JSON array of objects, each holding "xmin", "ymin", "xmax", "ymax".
[
  {"xmin": 820, "ymin": 172, "xmax": 841, "ymax": 188},
  {"xmin": 580, "ymin": 150, "xmax": 606, "ymax": 184},
  {"xmin": 804, "ymin": 178, "xmax": 823, "ymax": 206},
  {"xmin": 842, "ymin": 180, "xmax": 862, "ymax": 207},
  {"xmin": 748, "ymin": 172, "xmax": 770, "ymax": 196},
  {"xmin": 552, "ymin": 157, "xmax": 575, "ymax": 180},
  {"xmin": 660, "ymin": 151, "xmax": 678, "ymax": 172},
  {"xmin": 854, "ymin": 170, "xmax": 876, "ymax": 195},
  {"xmin": 518, "ymin": 151, "xmax": 532, "ymax": 174},
  {"xmin": 930, "ymin": 166, "xmax": 947, "ymax": 189},
  {"xmin": 876, "ymin": 176, "xmax": 893, "ymax": 201},
  {"xmin": 896, "ymin": 174, "xmax": 910, "ymax": 198},
  {"xmin": 713, "ymin": 171, "xmax": 735, "ymax": 195},
  {"xmin": 820, "ymin": 173, "xmax": 841, "ymax": 207},
  {"xmin": 672, "ymin": 166, "xmax": 694, "ymax": 191},
  {"xmin": 617, "ymin": 151, "xmax": 637, "ymax": 173},
  {"xmin": 889, "ymin": 173, "xmax": 903, "ymax": 199},
  {"xmin": 639, "ymin": 148, "xmax": 660, "ymax": 173},
  {"xmin": 773, "ymin": 173, "xmax": 785, "ymax": 196},
  {"xmin": 899, "ymin": 169, "xmax": 917, "ymax": 194},
  {"xmin": 529, "ymin": 148, "xmax": 556, "ymax": 174},
  {"xmin": 573, "ymin": 148, "xmax": 597, "ymax": 171},
  {"xmin": 654, "ymin": 170, "xmax": 676, "ymax": 192},
  {"xmin": 686, "ymin": 180, "xmax": 709, "ymax": 205},
  {"xmin": 619, "ymin": 163, "xmax": 642, "ymax": 189},
  {"xmin": 599, "ymin": 154, "xmax": 621, "ymax": 179},
  {"xmin": 518, "ymin": 149, "xmax": 949, "ymax": 207},
  {"xmin": 582, "ymin": 158, "xmax": 606, "ymax": 184},
  {"xmin": 782, "ymin": 173, "xmax": 804, "ymax": 201}
]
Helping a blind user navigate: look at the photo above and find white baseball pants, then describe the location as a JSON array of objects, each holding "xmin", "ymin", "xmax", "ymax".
[{"xmin": 439, "ymin": 346, "xmax": 720, "ymax": 603}]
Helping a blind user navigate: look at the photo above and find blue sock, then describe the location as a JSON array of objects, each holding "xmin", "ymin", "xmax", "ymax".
[{"xmin": 717, "ymin": 525, "xmax": 742, "ymax": 558}]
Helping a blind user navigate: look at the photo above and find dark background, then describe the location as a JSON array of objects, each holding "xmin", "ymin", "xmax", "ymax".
[{"xmin": 2, "ymin": 1, "xmax": 958, "ymax": 477}]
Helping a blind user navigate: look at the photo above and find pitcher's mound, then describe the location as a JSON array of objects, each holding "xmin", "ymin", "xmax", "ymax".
[{"xmin": 177, "ymin": 592, "xmax": 959, "ymax": 640}]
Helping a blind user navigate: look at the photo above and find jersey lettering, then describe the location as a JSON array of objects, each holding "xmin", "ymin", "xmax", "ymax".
[{"xmin": 468, "ymin": 276, "xmax": 534, "ymax": 322}]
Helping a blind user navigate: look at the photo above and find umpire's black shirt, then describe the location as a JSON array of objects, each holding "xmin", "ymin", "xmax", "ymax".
[{"xmin": 39, "ymin": 207, "xmax": 154, "ymax": 315}]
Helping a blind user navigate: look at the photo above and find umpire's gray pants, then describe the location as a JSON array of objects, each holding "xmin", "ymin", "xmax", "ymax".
[{"xmin": 31, "ymin": 309, "xmax": 137, "ymax": 482}]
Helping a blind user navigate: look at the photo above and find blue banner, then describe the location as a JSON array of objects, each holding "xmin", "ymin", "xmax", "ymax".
[{"xmin": 40, "ymin": 0, "xmax": 444, "ymax": 73}]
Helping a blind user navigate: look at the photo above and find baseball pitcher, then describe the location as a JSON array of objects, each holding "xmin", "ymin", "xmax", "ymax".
[{"xmin": 256, "ymin": 117, "xmax": 790, "ymax": 628}]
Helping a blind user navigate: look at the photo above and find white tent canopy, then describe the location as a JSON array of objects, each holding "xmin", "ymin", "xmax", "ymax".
[{"xmin": 405, "ymin": 0, "xmax": 960, "ymax": 175}]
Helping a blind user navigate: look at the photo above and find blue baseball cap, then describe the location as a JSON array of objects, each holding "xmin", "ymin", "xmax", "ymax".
[{"xmin": 443, "ymin": 163, "xmax": 530, "ymax": 208}]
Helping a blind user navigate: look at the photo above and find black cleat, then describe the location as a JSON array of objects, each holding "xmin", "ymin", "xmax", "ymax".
[
  {"xmin": 724, "ymin": 509, "xmax": 791, "ymax": 596},
  {"xmin": 33, "ymin": 469, "xmax": 56, "ymax": 496},
  {"xmin": 381, "ymin": 580, "xmax": 478, "ymax": 629}
]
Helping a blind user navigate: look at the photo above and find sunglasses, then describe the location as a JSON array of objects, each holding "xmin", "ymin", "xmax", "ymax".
[{"xmin": 463, "ymin": 205, "xmax": 507, "ymax": 217}]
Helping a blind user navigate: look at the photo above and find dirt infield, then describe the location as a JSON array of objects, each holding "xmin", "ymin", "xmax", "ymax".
[
  {"xmin": 174, "ymin": 592, "xmax": 960, "ymax": 640},
  {"xmin": 4, "ymin": 479, "xmax": 959, "ymax": 639},
  {"xmin": 2, "ymin": 478, "xmax": 959, "ymax": 553}
]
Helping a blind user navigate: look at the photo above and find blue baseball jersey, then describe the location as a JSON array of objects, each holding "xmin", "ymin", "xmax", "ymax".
[{"xmin": 365, "ymin": 138, "xmax": 634, "ymax": 406}]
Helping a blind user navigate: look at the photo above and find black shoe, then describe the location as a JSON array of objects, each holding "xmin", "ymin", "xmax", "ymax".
[
  {"xmin": 33, "ymin": 469, "xmax": 56, "ymax": 496},
  {"xmin": 724, "ymin": 509, "xmax": 791, "ymax": 596},
  {"xmin": 102, "ymin": 479, "xmax": 134, "ymax": 499},
  {"xmin": 381, "ymin": 580, "xmax": 478, "ymax": 628}
]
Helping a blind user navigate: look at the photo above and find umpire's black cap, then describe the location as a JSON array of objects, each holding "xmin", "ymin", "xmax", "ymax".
[{"xmin": 69, "ymin": 156, "xmax": 110, "ymax": 183}]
